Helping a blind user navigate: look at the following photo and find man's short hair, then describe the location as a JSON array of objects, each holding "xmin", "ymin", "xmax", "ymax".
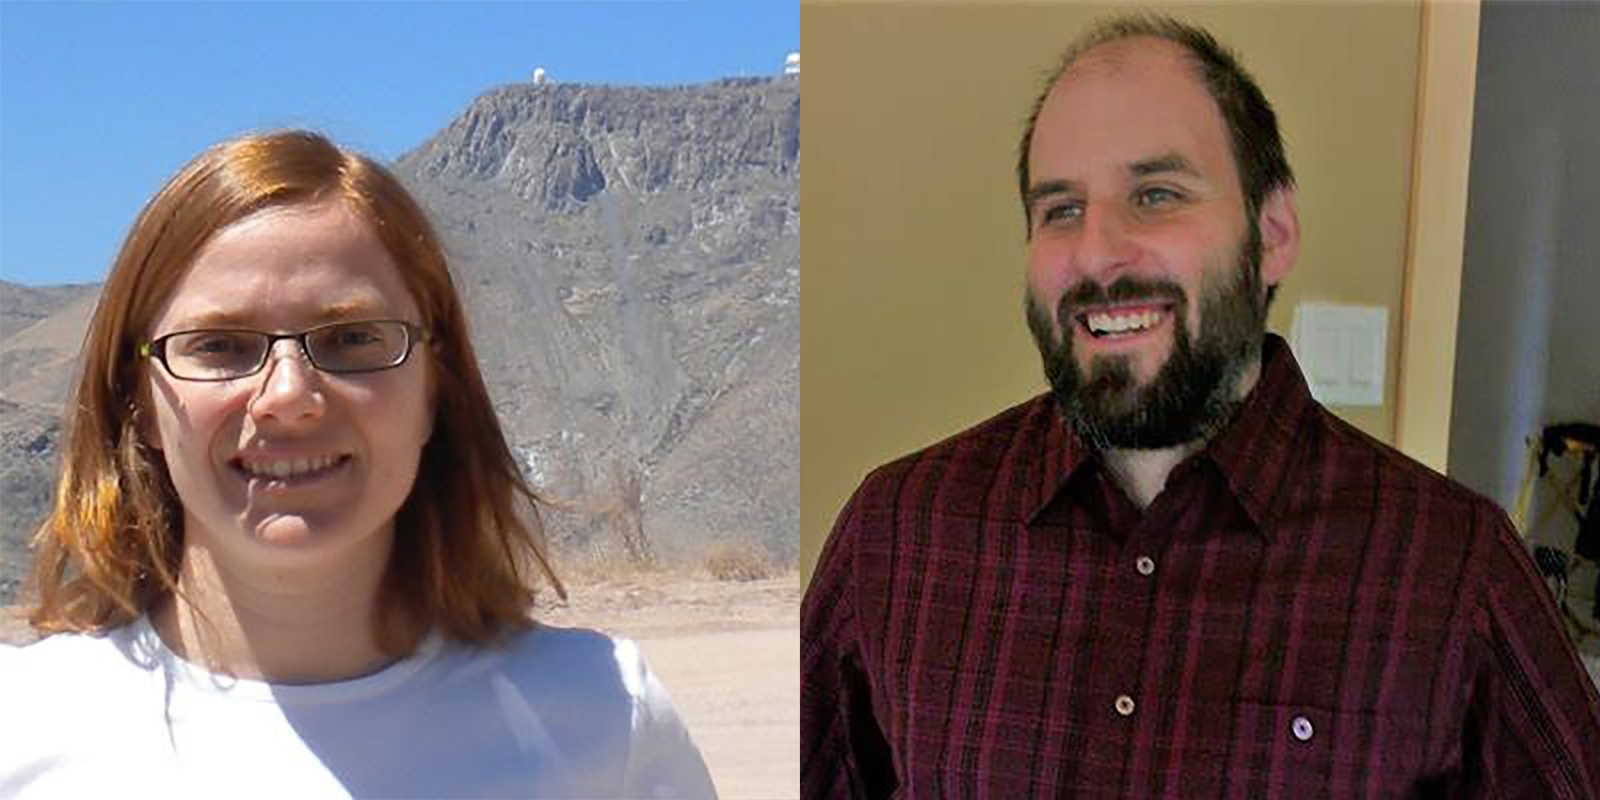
[{"xmin": 1016, "ymin": 15, "xmax": 1296, "ymax": 235}]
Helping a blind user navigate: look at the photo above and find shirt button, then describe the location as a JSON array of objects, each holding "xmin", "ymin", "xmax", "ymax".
[
  {"xmin": 1135, "ymin": 556, "xmax": 1156, "ymax": 576},
  {"xmin": 1114, "ymin": 695, "xmax": 1136, "ymax": 716},
  {"xmin": 1292, "ymin": 716, "xmax": 1314, "ymax": 741}
]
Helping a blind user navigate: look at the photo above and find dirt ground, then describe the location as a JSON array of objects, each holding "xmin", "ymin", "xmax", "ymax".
[
  {"xmin": 1, "ymin": 574, "xmax": 800, "ymax": 800},
  {"xmin": 541, "ymin": 575, "xmax": 799, "ymax": 800}
]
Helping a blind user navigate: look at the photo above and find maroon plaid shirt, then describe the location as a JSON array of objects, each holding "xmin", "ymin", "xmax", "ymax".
[{"xmin": 803, "ymin": 335, "xmax": 1600, "ymax": 799}]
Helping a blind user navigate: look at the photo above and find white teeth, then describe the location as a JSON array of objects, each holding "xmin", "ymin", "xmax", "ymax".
[
  {"xmin": 239, "ymin": 454, "xmax": 343, "ymax": 480},
  {"xmin": 1086, "ymin": 310, "xmax": 1163, "ymax": 335}
]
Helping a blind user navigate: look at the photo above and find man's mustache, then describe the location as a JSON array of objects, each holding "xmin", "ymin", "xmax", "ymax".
[{"xmin": 1057, "ymin": 276, "xmax": 1187, "ymax": 324}]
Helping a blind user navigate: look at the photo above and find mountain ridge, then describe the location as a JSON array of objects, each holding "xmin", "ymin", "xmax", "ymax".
[{"xmin": 0, "ymin": 75, "xmax": 800, "ymax": 603}]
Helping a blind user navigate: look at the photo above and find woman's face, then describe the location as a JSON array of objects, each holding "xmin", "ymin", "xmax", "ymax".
[{"xmin": 143, "ymin": 201, "xmax": 435, "ymax": 574}]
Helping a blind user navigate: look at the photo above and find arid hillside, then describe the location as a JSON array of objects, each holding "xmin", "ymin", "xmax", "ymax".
[{"xmin": 0, "ymin": 75, "xmax": 799, "ymax": 604}]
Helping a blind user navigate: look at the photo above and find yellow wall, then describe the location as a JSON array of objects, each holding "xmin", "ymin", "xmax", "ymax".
[{"xmin": 801, "ymin": 1, "xmax": 1424, "ymax": 584}]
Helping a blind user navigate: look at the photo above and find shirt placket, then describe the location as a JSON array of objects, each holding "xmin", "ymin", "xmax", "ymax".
[{"xmin": 1076, "ymin": 485, "xmax": 1175, "ymax": 793}]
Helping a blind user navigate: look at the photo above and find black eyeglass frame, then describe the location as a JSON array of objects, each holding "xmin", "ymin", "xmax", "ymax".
[{"xmin": 138, "ymin": 319, "xmax": 432, "ymax": 382}]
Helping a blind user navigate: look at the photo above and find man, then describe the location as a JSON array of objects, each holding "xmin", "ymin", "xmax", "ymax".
[{"xmin": 801, "ymin": 16, "xmax": 1600, "ymax": 799}]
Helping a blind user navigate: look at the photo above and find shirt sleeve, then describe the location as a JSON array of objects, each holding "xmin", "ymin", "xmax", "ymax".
[
  {"xmin": 1458, "ymin": 503, "xmax": 1600, "ymax": 799},
  {"xmin": 617, "ymin": 640, "xmax": 719, "ymax": 800},
  {"xmin": 802, "ymin": 495, "xmax": 898, "ymax": 800}
]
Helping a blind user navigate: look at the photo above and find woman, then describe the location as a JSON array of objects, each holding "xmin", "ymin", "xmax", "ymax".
[{"xmin": 0, "ymin": 130, "xmax": 716, "ymax": 799}]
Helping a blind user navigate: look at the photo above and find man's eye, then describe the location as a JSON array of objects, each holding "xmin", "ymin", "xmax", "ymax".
[
  {"xmin": 1039, "ymin": 202, "xmax": 1084, "ymax": 224},
  {"xmin": 1135, "ymin": 187, "xmax": 1183, "ymax": 208}
]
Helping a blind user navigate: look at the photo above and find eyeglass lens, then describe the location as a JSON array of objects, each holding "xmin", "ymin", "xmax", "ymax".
[{"xmin": 161, "ymin": 321, "xmax": 412, "ymax": 379}]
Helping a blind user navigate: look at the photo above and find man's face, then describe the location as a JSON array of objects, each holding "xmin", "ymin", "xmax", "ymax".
[
  {"xmin": 1022, "ymin": 39, "xmax": 1279, "ymax": 449},
  {"xmin": 1026, "ymin": 233, "xmax": 1264, "ymax": 449}
]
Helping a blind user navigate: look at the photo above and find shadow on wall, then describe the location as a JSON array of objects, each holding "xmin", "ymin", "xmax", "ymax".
[{"xmin": 1447, "ymin": 0, "xmax": 1600, "ymax": 513}]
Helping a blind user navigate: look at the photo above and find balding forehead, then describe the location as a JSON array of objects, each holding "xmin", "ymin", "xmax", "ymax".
[{"xmin": 1058, "ymin": 35, "xmax": 1201, "ymax": 85}]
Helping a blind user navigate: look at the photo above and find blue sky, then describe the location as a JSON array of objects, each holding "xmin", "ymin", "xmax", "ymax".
[{"xmin": 0, "ymin": 1, "xmax": 798, "ymax": 286}]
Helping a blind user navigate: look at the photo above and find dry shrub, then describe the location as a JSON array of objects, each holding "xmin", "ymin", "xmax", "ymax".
[
  {"xmin": 701, "ymin": 540, "xmax": 774, "ymax": 582},
  {"xmin": 552, "ymin": 538, "xmax": 658, "ymax": 589}
]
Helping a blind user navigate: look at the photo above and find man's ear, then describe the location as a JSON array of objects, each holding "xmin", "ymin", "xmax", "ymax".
[{"xmin": 1256, "ymin": 186, "xmax": 1300, "ymax": 287}]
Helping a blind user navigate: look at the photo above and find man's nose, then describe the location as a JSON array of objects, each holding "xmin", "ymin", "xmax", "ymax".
[
  {"xmin": 247, "ymin": 339, "xmax": 324, "ymax": 423},
  {"xmin": 1072, "ymin": 204, "xmax": 1140, "ymax": 277}
]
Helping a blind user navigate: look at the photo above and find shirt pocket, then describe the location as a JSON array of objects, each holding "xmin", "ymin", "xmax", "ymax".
[{"xmin": 1195, "ymin": 700, "xmax": 1426, "ymax": 798}]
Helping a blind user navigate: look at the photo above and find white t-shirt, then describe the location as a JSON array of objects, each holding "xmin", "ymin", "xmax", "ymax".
[{"xmin": 0, "ymin": 618, "xmax": 717, "ymax": 799}]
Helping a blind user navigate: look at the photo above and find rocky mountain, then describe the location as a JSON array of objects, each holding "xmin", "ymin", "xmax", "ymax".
[
  {"xmin": 0, "ymin": 75, "xmax": 799, "ymax": 604},
  {"xmin": 0, "ymin": 281, "xmax": 100, "ymax": 602},
  {"xmin": 0, "ymin": 282, "xmax": 99, "ymax": 342}
]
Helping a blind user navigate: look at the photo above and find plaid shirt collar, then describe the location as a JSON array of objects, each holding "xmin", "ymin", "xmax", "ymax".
[{"xmin": 1026, "ymin": 333, "xmax": 1317, "ymax": 542}]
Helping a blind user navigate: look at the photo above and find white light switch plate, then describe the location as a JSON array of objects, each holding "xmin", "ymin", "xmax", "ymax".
[{"xmin": 1289, "ymin": 302, "xmax": 1387, "ymax": 407}]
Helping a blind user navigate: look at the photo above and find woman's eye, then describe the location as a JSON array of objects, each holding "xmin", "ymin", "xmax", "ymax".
[
  {"xmin": 188, "ymin": 335, "xmax": 248, "ymax": 354},
  {"xmin": 317, "ymin": 323, "xmax": 389, "ymax": 351},
  {"xmin": 334, "ymin": 331, "xmax": 379, "ymax": 347}
]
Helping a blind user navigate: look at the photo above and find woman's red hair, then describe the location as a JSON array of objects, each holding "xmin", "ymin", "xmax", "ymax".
[{"xmin": 26, "ymin": 130, "xmax": 562, "ymax": 650}]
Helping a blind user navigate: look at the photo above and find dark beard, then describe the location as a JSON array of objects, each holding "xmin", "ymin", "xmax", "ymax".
[{"xmin": 1025, "ymin": 225, "xmax": 1267, "ymax": 450}]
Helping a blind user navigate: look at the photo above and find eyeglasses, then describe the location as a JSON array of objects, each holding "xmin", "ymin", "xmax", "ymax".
[{"xmin": 140, "ymin": 320, "xmax": 430, "ymax": 382}]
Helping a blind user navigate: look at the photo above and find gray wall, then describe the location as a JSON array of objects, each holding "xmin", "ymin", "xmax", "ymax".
[{"xmin": 1449, "ymin": 0, "xmax": 1600, "ymax": 530}]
